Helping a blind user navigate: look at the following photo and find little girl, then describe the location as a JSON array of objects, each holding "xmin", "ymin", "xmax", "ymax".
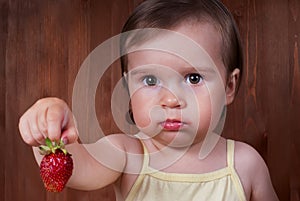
[{"xmin": 19, "ymin": 0, "xmax": 279, "ymax": 200}]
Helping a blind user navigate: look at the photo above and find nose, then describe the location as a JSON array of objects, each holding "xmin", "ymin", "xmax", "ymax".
[{"xmin": 159, "ymin": 88, "xmax": 186, "ymax": 109}]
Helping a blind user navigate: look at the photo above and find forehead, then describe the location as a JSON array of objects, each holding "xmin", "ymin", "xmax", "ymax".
[{"xmin": 127, "ymin": 22, "xmax": 225, "ymax": 74}]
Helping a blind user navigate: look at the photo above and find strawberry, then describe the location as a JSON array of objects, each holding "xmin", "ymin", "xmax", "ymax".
[{"xmin": 39, "ymin": 138, "xmax": 73, "ymax": 192}]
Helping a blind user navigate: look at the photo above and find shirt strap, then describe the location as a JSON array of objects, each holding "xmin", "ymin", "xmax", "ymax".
[
  {"xmin": 139, "ymin": 140, "xmax": 150, "ymax": 171},
  {"xmin": 227, "ymin": 139, "xmax": 235, "ymax": 168}
]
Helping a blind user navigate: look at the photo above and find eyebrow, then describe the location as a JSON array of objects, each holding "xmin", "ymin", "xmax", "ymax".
[
  {"xmin": 127, "ymin": 66, "xmax": 159, "ymax": 76},
  {"xmin": 179, "ymin": 66, "xmax": 216, "ymax": 74},
  {"xmin": 128, "ymin": 69, "xmax": 151, "ymax": 76},
  {"xmin": 128, "ymin": 65, "xmax": 217, "ymax": 77}
]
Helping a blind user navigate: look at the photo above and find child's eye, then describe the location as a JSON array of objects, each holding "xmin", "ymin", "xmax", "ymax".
[
  {"xmin": 185, "ymin": 73, "xmax": 203, "ymax": 85},
  {"xmin": 142, "ymin": 75, "xmax": 159, "ymax": 86}
]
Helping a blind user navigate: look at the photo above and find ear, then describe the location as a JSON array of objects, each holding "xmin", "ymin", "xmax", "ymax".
[{"xmin": 225, "ymin": 68, "xmax": 240, "ymax": 105}]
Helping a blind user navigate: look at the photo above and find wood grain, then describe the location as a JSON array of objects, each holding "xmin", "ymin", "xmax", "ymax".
[
  {"xmin": 289, "ymin": 0, "xmax": 300, "ymax": 200},
  {"xmin": 1, "ymin": 0, "xmax": 299, "ymax": 200},
  {"xmin": 0, "ymin": 1, "xmax": 8, "ymax": 201}
]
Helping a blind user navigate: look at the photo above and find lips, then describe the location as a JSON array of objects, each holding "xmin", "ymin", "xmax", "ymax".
[{"xmin": 161, "ymin": 119, "xmax": 184, "ymax": 131}]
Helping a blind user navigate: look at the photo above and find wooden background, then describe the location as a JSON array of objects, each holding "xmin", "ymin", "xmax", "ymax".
[{"xmin": 0, "ymin": 0, "xmax": 299, "ymax": 200}]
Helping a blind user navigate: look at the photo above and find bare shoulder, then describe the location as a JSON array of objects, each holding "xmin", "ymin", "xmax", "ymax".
[
  {"xmin": 233, "ymin": 141, "xmax": 279, "ymax": 201},
  {"xmin": 234, "ymin": 141, "xmax": 265, "ymax": 171}
]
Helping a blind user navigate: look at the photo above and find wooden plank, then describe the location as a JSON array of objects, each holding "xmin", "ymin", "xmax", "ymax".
[
  {"xmin": 251, "ymin": 1, "xmax": 290, "ymax": 200},
  {"xmin": 5, "ymin": 0, "xmax": 48, "ymax": 200},
  {"xmin": 0, "ymin": 1, "xmax": 8, "ymax": 201},
  {"xmin": 288, "ymin": 0, "xmax": 300, "ymax": 200}
]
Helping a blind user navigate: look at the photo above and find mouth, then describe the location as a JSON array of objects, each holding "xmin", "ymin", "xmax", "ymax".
[{"xmin": 160, "ymin": 119, "xmax": 184, "ymax": 131}]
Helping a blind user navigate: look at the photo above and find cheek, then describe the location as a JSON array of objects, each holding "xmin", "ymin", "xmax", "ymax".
[
  {"xmin": 196, "ymin": 93, "xmax": 212, "ymax": 124},
  {"xmin": 130, "ymin": 92, "xmax": 153, "ymax": 128},
  {"xmin": 195, "ymin": 86, "xmax": 225, "ymax": 132},
  {"xmin": 189, "ymin": 87, "xmax": 213, "ymax": 134}
]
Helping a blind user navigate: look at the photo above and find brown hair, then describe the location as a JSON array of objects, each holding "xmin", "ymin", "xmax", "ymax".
[{"xmin": 120, "ymin": 0, "xmax": 243, "ymax": 89}]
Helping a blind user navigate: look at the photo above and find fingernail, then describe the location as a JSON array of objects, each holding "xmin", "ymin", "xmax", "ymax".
[{"xmin": 62, "ymin": 137, "xmax": 69, "ymax": 145}]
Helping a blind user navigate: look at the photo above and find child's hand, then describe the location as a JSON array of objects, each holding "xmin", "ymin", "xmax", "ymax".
[{"xmin": 19, "ymin": 98, "xmax": 78, "ymax": 146}]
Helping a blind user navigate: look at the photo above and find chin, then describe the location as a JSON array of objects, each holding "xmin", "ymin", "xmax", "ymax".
[{"xmin": 155, "ymin": 131, "xmax": 197, "ymax": 148}]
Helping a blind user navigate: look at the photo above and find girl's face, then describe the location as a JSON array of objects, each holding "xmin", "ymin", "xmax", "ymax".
[{"xmin": 126, "ymin": 23, "xmax": 239, "ymax": 148}]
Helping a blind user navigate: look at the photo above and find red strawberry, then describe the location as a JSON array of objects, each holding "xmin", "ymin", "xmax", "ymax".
[{"xmin": 39, "ymin": 138, "xmax": 73, "ymax": 192}]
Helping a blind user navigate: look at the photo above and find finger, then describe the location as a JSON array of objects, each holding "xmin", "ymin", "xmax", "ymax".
[
  {"xmin": 45, "ymin": 105, "xmax": 66, "ymax": 142},
  {"xmin": 61, "ymin": 114, "xmax": 79, "ymax": 144},
  {"xmin": 29, "ymin": 120, "xmax": 46, "ymax": 145},
  {"xmin": 31, "ymin": 112, "xmax": 48, "ymax": 144},
  {"xmin": 25, "ymin": 111, "xmax": 45, "ymax": 145},
  {"xmin": 61, "ymin": 127, "xmax": 78, "ymax": 145},
  {"xmin": 18, "ymin": 117, "xmax": 39, "ymax": 146},
  {"xmin": 37, "ymin": 108, "xmax": 49, "ymax": 138}
]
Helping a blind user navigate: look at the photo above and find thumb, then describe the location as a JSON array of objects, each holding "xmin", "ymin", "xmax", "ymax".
[{"xmin": 61, "ymin": 114, "xmax": 79, "ymax": 144}]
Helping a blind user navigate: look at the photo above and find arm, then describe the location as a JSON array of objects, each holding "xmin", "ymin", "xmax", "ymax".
[
  {"xmin": 19, "ymin": 98, "xmax": 126, "ymax": 190},
  {"xmin": 234, "ymin": 142, "xmax": 279, "ymax": 201},
  {"xmin": 249, "ymin": 152, "xmax": 279, "ymax": 201}
]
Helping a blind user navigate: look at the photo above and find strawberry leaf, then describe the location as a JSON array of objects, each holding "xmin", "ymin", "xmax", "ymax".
[
  {"xmin": 45, "ymin": 138, "xmax": 53, "ymax": 148},
  {"xmin": 61, "ymin": 148, "xmax": 67, "ymax": 155},
  {"xmin": 59, "ymin": 139, "xmax": 65, "ymax": 149},
  {"xmin": 39, "ymin": 137, "xmax": 70, "ymax": 155},
  {"xmin": 39, "ymin": 145, "xmax": 51, "ymax": 155}
]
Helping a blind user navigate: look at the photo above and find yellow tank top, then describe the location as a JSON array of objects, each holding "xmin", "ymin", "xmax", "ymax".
[{"xmin": 125, "ymin": 140, "xmax": 247, "ymax": 201}]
